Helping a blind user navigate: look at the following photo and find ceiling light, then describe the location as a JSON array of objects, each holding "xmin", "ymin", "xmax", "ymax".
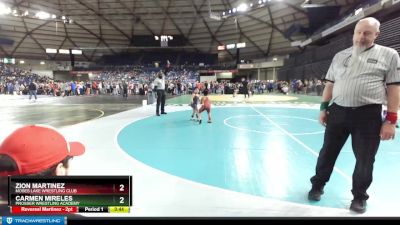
[
  {"xmin": 45, "ymin": 48, "xmax": 57, "ymax": 53},
  {"xmin": 0, "ymin": 6, "xmax": 11, "ymax": 15},
  {"xmin": 217, "ymin": 45, "xmax": 225, "ymax": 51},
  {"xmin": 237, "ymin": 3, "xmax": 248, "ymax": 12},
  {"xmin": 226, "ymin": 44, "xmax": 236, "ymax": 49},
  {"xmin": 59, "ymin": 49, "xmax": 70, "ymax": 54},
  {"xmin": 35, "ymin": 11, "xmax": 50, "ymax": 19},
  {"xmin": 236, "ymin": 42, "xmax": 246, "ymax": 48},
  {"xmin": 71, "ymin": 49, "xmax": 82, "ymax": 55},
  {"xmin": 355, "ymin": 8, "xmax": 363, "ymax": 15}
]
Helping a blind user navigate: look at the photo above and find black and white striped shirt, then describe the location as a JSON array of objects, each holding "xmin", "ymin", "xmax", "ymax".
[
  {"xmin": 325, "ymin": 44, "xmax": 400, "ymax": 107},
  {"xmin": 153, "ymin": 77, "xmax": 165, "ymax": 90}
]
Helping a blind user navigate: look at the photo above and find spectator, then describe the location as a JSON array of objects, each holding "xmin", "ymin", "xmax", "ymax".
[{"xmin": 0, "ymin": 125, "xmax": 85, "ymax": 215}]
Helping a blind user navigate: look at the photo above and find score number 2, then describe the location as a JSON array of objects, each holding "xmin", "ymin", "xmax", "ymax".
[
  {"xmin": 119, "ymin": 184, "xmax": 125, "ymax": 205},
  {"xmin": 115, "ymin": 183, "xmax": 128, "ymax": 205}
]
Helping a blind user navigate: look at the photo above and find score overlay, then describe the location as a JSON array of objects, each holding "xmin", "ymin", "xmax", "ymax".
[{"xmin": 8, "ymin": 176, "xmax": 132, "ymax": 214}]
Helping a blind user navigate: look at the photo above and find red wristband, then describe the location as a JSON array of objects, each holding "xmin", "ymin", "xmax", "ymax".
[{"xmin": 385, "ymin": 112, "xmax": 398, "ymax": 124}]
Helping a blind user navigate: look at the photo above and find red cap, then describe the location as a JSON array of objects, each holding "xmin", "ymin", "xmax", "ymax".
[{"xmin": 0, "ymin": 125, "xmax": 85, "ymax": 176}]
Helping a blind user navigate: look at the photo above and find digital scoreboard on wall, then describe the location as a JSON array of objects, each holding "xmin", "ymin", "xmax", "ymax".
[{"xmin": 7, "ymin": 176, "xmax": 132, "ymax": 215}]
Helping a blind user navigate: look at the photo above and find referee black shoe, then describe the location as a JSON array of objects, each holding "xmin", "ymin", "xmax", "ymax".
[
  {"xmin": 350, "ymin": 199, "xmax": 367, "ymax": 213},
  {"xmin": 308, "ymin": 187, "xmax": 324, "ymax": 201}
]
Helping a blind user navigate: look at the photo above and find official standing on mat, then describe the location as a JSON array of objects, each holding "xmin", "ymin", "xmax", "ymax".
[
  {"xmin": 308, "ymin": 17, "xmax": 400, "ymax": 214},
  {"xmin": 153, "ymin": 72, "xmax": 167, "ymax": 116}
]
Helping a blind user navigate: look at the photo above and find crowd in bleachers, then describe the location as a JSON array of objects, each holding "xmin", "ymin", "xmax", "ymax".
[
  {"xmin": 0, "ymin": 64, "xmax": 200, "ymax": 97},
  {"xmin": 0, "ymin": 64, "xmax": 53, "ymax": 95},
  {"xmin": 1, "ymin": 63, "xmax": 326, "ymax": 98},
  {"xmin": 289, "ymin": 78, "xmax": 325, "ymax": 96}
]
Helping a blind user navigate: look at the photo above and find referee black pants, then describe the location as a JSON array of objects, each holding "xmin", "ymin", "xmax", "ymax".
[
  {"xmin": 156, "ymin": 90, "xmax": 166, "ymax": 114},
  {"xmin": 311, "ymin": 103, "xmax": 382, "ymax": 200}
]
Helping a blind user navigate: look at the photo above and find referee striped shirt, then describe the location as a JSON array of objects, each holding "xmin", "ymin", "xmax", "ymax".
[
  {"xmin": 153, "ymin": 77, "xmax": 165, "ymax": 90},
  {"xmin": 325, "ymin": 44, "xmax": 400, "ymax": 107}
]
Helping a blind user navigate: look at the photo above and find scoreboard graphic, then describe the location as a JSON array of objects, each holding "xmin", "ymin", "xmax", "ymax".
[{"xmin": 7, "ymin": 176, "xmax": 132, "ymax": 214}]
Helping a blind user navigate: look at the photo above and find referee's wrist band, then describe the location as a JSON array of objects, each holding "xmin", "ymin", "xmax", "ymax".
[
  {"xmin": 320, "ymin": 101, "xmax": 330, "ymax": 111},
  {"xmin": 385, "ymin": 112, "xmax": 398, "ymax": 124}
]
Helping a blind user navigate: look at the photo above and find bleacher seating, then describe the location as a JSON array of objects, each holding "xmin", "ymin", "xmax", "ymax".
[
  {"xmin": 281, "ymin": 14, "xmax": 400, "ymax": 81},
  {"xmin": 376, "ymin": 16, "xmax": 400, "ymax": 53}
]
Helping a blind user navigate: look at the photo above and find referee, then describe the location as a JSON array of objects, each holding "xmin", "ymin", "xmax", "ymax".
[
  {"xmin": 308, "ymin": 17, "xmax": 400, "ymax": 213},
  {"xmin": 153, "ymin": 72, "xmax": 167, "ymax": 116}
]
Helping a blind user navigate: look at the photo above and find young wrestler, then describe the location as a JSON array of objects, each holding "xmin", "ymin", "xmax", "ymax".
[{"xmin": 198, "ymin": 89, "xmax": 212, "ymax": 124}]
